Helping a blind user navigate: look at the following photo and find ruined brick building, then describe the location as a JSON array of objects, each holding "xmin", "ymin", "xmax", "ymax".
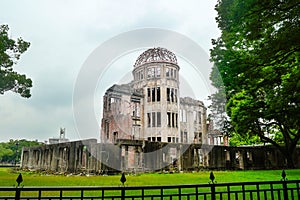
[
  {"xmin": 101, "ymin": 47, "xmax": 208, "ymax": 145},
  {"xmin": 21, "ymin": 47, "xmax": 300, "ymax": 173}
]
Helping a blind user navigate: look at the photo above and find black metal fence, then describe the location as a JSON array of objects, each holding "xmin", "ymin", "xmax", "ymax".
[{"xmin": 1, "ymin": 179, "xmax": 299, "ymax": 200}]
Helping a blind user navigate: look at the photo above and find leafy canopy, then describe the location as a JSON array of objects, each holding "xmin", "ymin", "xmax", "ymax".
[
  {"xmin": 210, "ymin": 0, "xmax": 300, "ymax": 166},
  {"xmin": 0, "ymin": 24, "xmax": 32, "ymax": 98},
  {"xmin": 0, "ymin": 139, "xmax": 40, "ymax": 163}
]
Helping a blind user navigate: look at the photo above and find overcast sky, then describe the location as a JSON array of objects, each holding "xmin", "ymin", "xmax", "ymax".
[{"xmin": 0, "ymin": 0, "xmax": 220, "ymax": 142}]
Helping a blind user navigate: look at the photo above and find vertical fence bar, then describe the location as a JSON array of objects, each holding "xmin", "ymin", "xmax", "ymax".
[
  {"xmin": 60, "ymin": 189, "xmax": 63, "ymax": 200},
  {"xmin": 195, "ymin": 186, "xmax": 198, "ymax": 200},
  {"xmin": 227, "ymin": 185, "xmax": 230, "ymax": 200},
  {"xmin": 270, "ymin": 183, "xmax": 274, "ymax": 200},
  {"xmin": 277, "ymin": 189, "xmax": 281, "ymax": 200},
  {"xmin": 121, "ymin": 187, "xmax": 125, "ymax": 200},
  {"xmin": 291, "ymin": 188, "xmax": 295, "ymax": 200},
  {"xmin": 39, "ymin": 189, "xmax": 42, "ymax": 200},
  {"xmin": 282, "ymin": 181, "xmax": 288, "ymax": 200},
  {"xmin": 15, "ymin": 187, "xmax": 20, "ymax": 200},
  {"xmin": 242, "ymin": 184, "xmax": 245, "ymax": 200},
  {"xmin": 297, "ymin": 182, "xmax": 300, "ymax": 199},
  {"xmin": 210, "ymin": 184, "xmax": 216, "ymax": 200},
  {"xmin": 256, "ymin": 184, "xmax": 260, "ymax": 200},
  {"xmin": 250, "ymin": 191, "xmax": 253, "ymax": 200},
  {"xmin": 263, "ymin": 190, "xmax": 267, "ymax": 200}
]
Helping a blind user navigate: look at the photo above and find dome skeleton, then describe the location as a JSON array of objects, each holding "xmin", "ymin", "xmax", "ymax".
[{"xmin": 134, "ymin": 47, "xmax": 178, "ymax": 68}]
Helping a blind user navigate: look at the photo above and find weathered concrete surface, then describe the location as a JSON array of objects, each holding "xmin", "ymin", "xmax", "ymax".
[{"xmin": 21, "ymin": 139, "xmax": 300, "ymax": 173}]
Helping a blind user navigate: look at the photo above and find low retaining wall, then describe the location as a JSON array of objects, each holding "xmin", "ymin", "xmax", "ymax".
[{"xmin": 20, "ymin": 139, "xmax": 300, "ymax": 173}]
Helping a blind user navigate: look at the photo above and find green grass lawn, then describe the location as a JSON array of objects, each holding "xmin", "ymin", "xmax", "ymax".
[
  {"xmin": 0, "ymin": 167, "xmax": 299, "ymax": 187},
  {"xmin": 0, "ymin": 167, "xmax": 299, "ymax": 199}
]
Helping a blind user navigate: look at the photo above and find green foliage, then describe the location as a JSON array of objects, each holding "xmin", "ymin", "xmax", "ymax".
[
  {"xmin": 210, "ymin": 0, "xmax": 300, "ymax": 167},
  {"xmin": 208, "ymin": 86, "xmax": 230, "ymax": 134},
  {"xmin": 0, "ymin": 139, "xmax": 40, "ymax": 163},
  {"xmin": 0, "ymin": 24, "xmax": 32, "ymax": 98},
  {"xmin": 229, "ymin": 132, "xmax": 261, "ymax": 146}
]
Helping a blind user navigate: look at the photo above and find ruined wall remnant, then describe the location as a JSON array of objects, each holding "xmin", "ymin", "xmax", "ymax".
[
  {"xmin": 21, "ymin": 139, "xmax": 300, "ymax": 173},
  {"xmin": 21, "ymin": 139, "xmax": 97, "ymax": 173}
]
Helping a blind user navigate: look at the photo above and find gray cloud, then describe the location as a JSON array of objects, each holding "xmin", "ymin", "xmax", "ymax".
[{"xmin": 0, "ymin": 0, "xmax": 219, "ymax": 142}]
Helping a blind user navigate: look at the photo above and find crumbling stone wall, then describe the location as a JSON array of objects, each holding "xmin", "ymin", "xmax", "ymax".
[
  {"xmin": 21, "ymin": 139, "xmax": 300, "ymax": 173},
  {"xmin": 21, "ymin": 139, "xmax": 97, "ymax": 173}
]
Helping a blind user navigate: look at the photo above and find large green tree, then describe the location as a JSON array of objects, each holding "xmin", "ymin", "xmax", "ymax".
[
  {"xmin": 210, "ymin": 0, "xmax": 300, "ymax": 168},
  {"xmin": 0, "ymin": 24, "xmax": 32, "ymax": 98}
]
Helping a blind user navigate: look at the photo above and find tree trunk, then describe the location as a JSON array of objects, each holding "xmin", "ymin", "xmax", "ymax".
[{"xmin": 282, "ymin": 148, "xmax": 295, "ymax": 169}]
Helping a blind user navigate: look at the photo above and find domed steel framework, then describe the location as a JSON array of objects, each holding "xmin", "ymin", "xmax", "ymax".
[{"xmin": 134, "ymin": 47, "xmax": 177, "ymax": 68}]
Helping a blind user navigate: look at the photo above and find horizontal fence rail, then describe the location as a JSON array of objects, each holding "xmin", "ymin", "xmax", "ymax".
[{"xmin": 0, "ymin": 180, "xmax": 299, "ymax": 200}]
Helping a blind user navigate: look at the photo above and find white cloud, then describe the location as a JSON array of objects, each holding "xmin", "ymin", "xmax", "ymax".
[{"xmin": 0, "ymin": 0, "xmax": 220, "ymax": 142}]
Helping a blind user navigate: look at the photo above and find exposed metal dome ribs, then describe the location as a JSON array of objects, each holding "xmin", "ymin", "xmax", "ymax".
[{"xmin": 134, "ymin": 47, "xmax": 177, "ymax": 68}]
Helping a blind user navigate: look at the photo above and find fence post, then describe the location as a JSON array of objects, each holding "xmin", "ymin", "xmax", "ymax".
[
  {"xmin": 15, "ymin": 187, "xmax": 21, "ymax": 200},
  {"xmin": 15, "ymin": 173, "xmax": 23, "ymax": 200},
  {"xmin": 211, "ymin": 184, "xmax": 216, "ymax": 200},
  {"xmin": 120, "ymin": 172, "xmax": 126, "ymax": 200},
  {"xmin": 209, "ymin": 172, "xmax": 216, "ymax": 200},
  {"xmin": 282, "ymin": 181, "xmax": 288, "ymax": 200},
  {"xmin": 281, "ymin": 170, "xmax": 288, "ymax": 200},
  {"xmin": 121, "ymin": 187, "xmax": 125, "ymax": 200}
]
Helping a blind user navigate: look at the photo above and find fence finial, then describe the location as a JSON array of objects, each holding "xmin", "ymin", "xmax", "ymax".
[
  {"xmin": 281, "ymin": 170, "xmax": 287, "ymax": 181},
  {"xmin": 120, "ymin": 172, "xmax": 126, "ymax": 186},
  {"xmin": 16, "ymin": 173, "xmax": 23, "ymax": 187},
  {"xmin": 209, "ymin": 171, "xmax": 216, "ymax": 184}
]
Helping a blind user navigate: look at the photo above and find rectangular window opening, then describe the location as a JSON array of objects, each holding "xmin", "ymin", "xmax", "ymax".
[
  {"xmin": 147, "ymin": 113, "xmax": 151, "ymax": 127},
  {"xmin": 151, "ymin": 68, "xmax": 155, "ymax": 77},
  {"xmin": 147, "ymin": 88, "xmax": 151, "ymax": 102},
  {"xmin": 152, "ymin": 88, "xmax": 155, "ymax": 102},
  {"xmin": 140, "ymin": 70, "xmax": 144, "ymax": 79},
  {"xmin": 172, "ymin": 113, "xmax": 175, "ymax": 127},
  {"xmin": 152, "ymin": 112, "xmax": 156, "ymax": 127},
  {"xmin": 156, "ymin": 67, "xmax": 161, "ymax": 77},
  {"xmin": 167, "ymin": 88, "xmax": 170, "ymax": 102},
  {"xmin": 157, "ymin": 112, "xmax": 161, "ymax": 127},
  {"xmin": 194, "ymin": 111, "xmax": 197, "ymax": 123},
  {"xmin": 166, "ymin": 68, "xmax": 170, "ymax": 77},
  {"xmin": 167, "ymin": 112, "xmax": 171, "ymax": 127},
  {"xmin": 168, "ymin": 137, "xmax": 171, "ymax": 142},
  {"xmin": 171, "ymin": 88, "xmax": 174, "ymax": 102},
  {"xmin": 184, "ymin": 132, "xmax": 188, "ymax": 143},
  {"xmin": 147, "ymin": 68, "xmax": 152, "ymax": 78},
  {"xmin": 156, "ymin": 87, "xmax": 160, "ymax": 102}
]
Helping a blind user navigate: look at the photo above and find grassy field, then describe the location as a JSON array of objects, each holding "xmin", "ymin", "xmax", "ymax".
[
  {"xmin": 0, "ymin": 167, "xmax": 299, "ymax": 199},
  {"xmin": 0, "ymin": 167, "xmax": 299, "ymax": 187}
]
